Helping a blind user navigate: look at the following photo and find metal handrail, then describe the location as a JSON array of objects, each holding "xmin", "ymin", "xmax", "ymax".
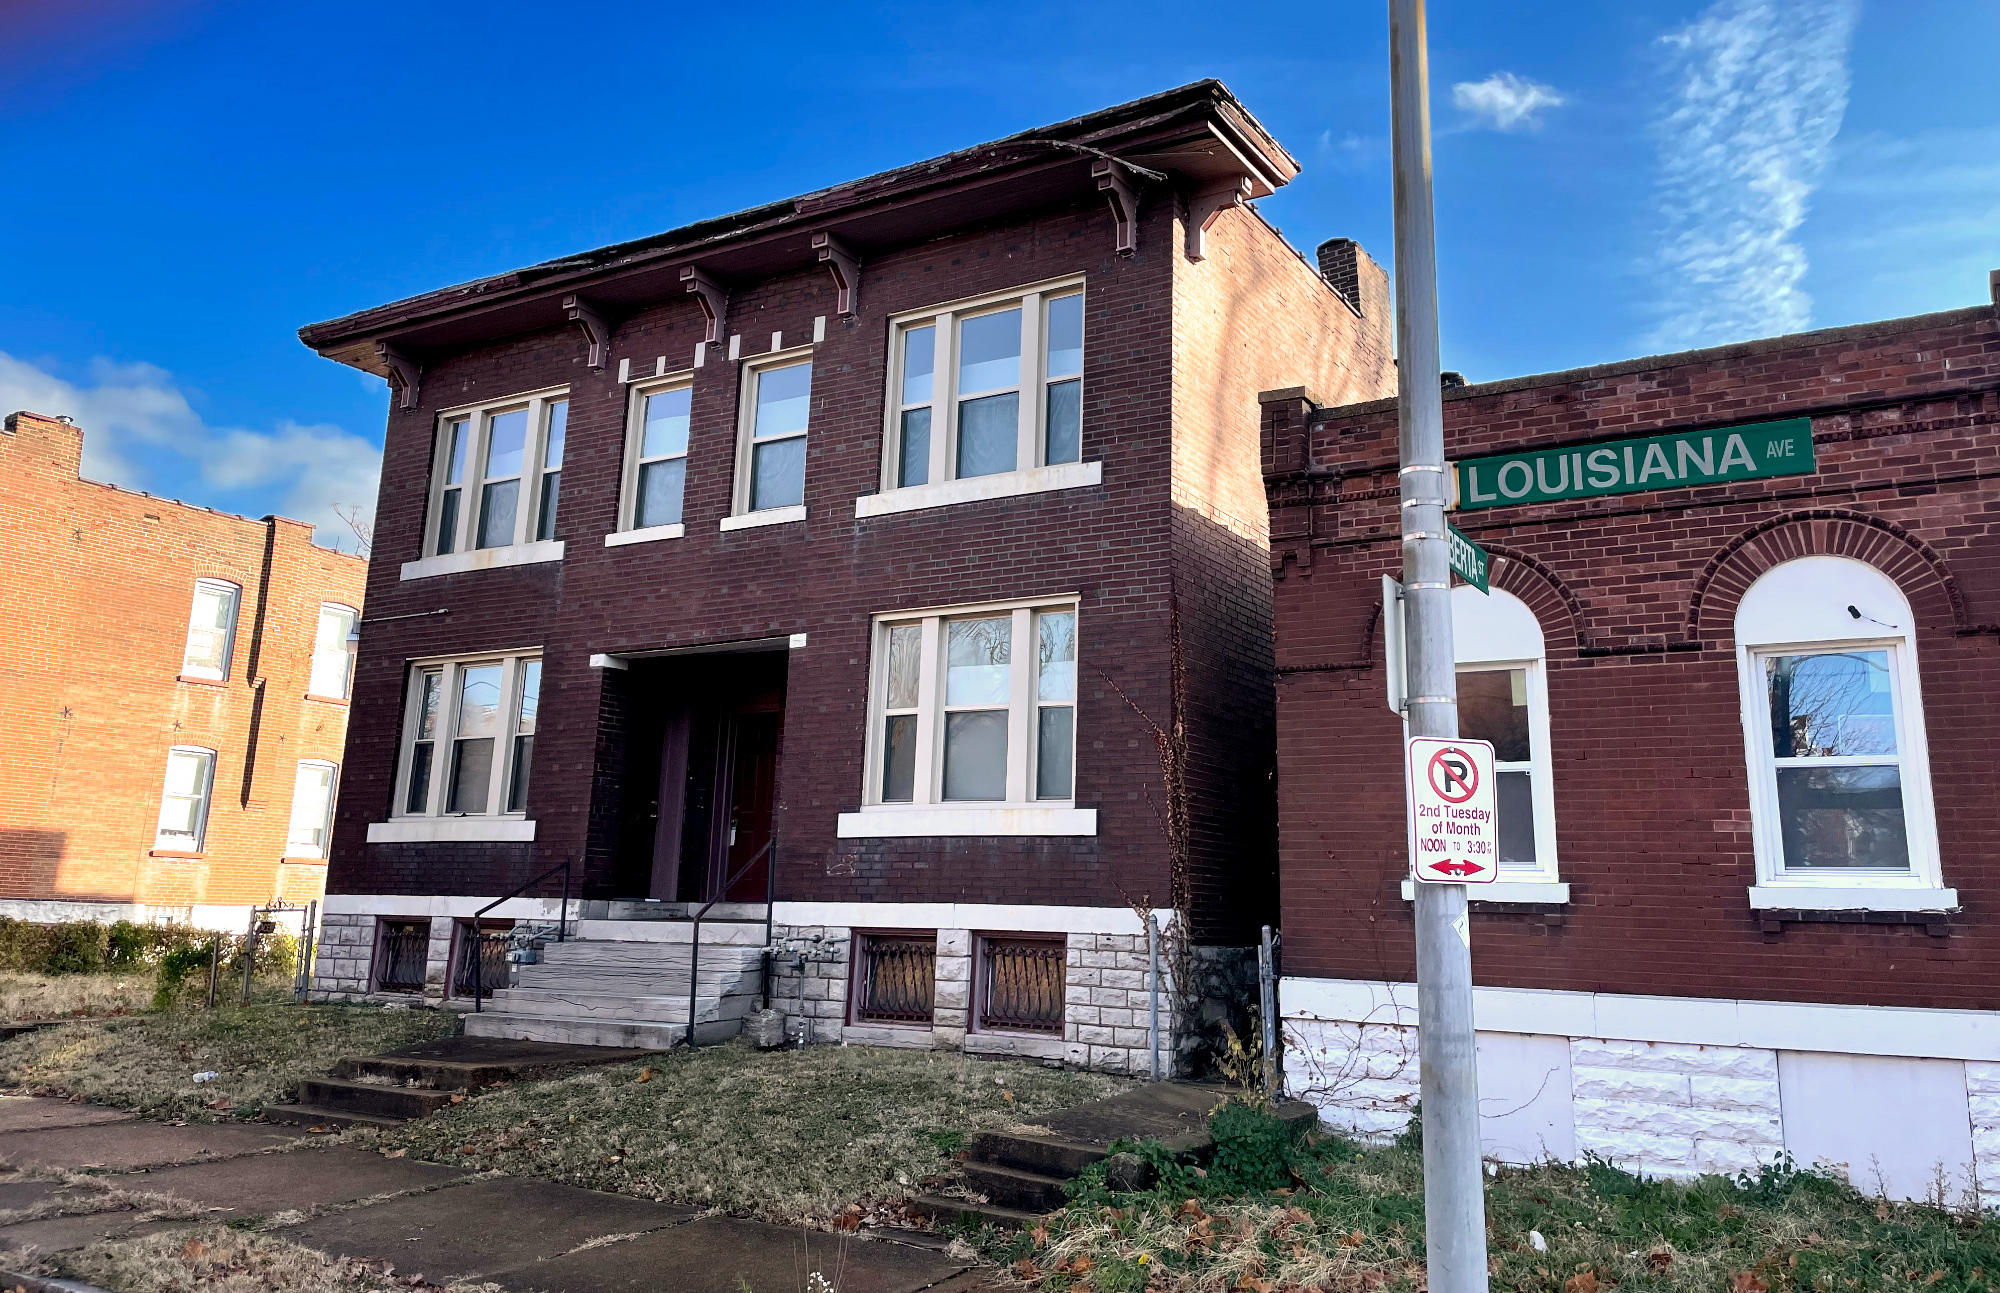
[
  {"xmin": 685, "ymin": 840, "xmax": 772, "ymax": 1047},
  {"xmin": 471, "ymin": 856, "xmax": 571, "ymax": 1013}
]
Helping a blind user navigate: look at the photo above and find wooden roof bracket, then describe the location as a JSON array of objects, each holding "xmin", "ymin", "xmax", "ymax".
[
  {"xmin": 376, "ymin": 341, "xmax": 422, "ymax": 411},
  {"xmin": 679, "ymin": 266, "xmax": 729, "ymax": 344},
  {"xmin": 1184, "ymin": 175, "xmax": 1254, "ymax": 262},
  {"xmin": 811, "ymin": 232, "xmax": 862, "ymax": 318},
  {"xmin": 1091, "ymin": 159, "xmax": 1144, "ymax": 256},
  {"xmin": 562, "ymin": 294, "xmax": 612, "ymax": 370}
]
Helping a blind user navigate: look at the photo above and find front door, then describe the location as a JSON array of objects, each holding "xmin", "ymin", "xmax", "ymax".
[{"xmin": 715, "ymin": 713, "xmax": 779, "ymax": 902}]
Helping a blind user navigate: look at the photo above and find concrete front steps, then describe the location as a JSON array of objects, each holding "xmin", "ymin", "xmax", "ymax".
[
  {"xmin": 267, "ymin": 1036, "xmax": 654, "ymax": 1131},
  {"xmin": 462, "ymin": 923, "xmax": 768, "ymax": 1051}
]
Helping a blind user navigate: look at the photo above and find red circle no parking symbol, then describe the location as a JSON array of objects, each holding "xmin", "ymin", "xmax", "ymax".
[{"xmin": 1426, "ymin": 746, "xmax": 1479, "ymax": 803}]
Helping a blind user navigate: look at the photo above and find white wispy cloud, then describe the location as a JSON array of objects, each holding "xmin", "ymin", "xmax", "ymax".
[
  {"xmin": 1451, "ymin": 73, "xmax": 1566, "ymax": 132},
  {"xmin": 0, "ymin": 352, "xmax": 380, "ymax": 552},
  {"xmin": 1645, "ymin": 0, "xmax": 1861, "ymax": 352}
]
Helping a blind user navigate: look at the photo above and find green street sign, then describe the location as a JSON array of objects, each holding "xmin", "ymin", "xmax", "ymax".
[
  {"xmin": 1448, "ymin": 523, "xmax": 1489, "ymax": 594},
  {"xmin": 1453, "ymin": 417, "xmax": 1815, "ymax": 511}
]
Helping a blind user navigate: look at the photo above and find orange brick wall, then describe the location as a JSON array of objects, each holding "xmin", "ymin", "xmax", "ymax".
[{"xmin": 0, "ymin": 410, "xmax": 367, "ymax": 918}]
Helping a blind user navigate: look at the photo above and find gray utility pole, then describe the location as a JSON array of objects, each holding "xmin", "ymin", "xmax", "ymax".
[{"xmin": 1389, "ymin": 1, "xmax": 1490, "ymax": 1291}]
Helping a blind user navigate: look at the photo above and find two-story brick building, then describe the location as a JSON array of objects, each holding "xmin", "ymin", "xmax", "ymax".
[
  {"xmin": 1263, "ymin": 274, "xmax": 2000, "ymax": 1202},
  {"xmin": 296, "ymin": 82, "xmax": 1395, "ymax": 1072},
  {"xmin": 0, "ymin": 410, "xmax": 365, "ymax": 926}
]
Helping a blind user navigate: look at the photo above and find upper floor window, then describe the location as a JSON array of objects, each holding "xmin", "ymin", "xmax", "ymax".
[
  {"xmin": 426, "ymin": 391, "xmax": 568, "ymax": 557},
  {"xmin": 863, "ymin": 598, "xmax": 1078, "ymax": 809},
  {"xmin": 883, "ymin": 279, "xmax": 1084, "ymax": 495},
  {"xmin": 613, "ymin": 377, "xmax": 692, "ymax": 540},
  {"xmin": 1452, "ymin": 586, "xmax": 1558, "ymax": 883},
  {"xmin": 287, "ymin": 760, "xmax": 338, "ymax": 858},
  {"xmin": 730, "ymin": 353, "xmax": 813, "ymax": 521},
  {"xmin": 396, "ymin": 652, "xmax": 542, "ymax": 819},
  {"xmin": 155, "ymin": 746, "xmax": 216, "ymax": 851},
  {"xmin": 1734, "ymin": 556, "xmax": 1946, "ymax": 904},
  {"xmin": 308, "ymin": 603, "xmax": 359, "ymax": 699},
  {"xmin": 181, "ymin": 579, "xmax": 241, "ymax": 681}
]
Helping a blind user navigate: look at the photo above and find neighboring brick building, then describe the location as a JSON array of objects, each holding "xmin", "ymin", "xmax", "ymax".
[
  {"xmin": 294, "ymin": 81, "xmax": 1395, "ymax": 1073},
  {"xmin": 0, "ymin": 410, "xmax": 367, "ymax": 925},
  {"xmin": 1263, "ymin": 275, "xmax": 2000, "ymax": 1201}
]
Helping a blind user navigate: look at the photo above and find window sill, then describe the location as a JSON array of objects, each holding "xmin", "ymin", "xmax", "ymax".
[
  {"xmin": 176, "ymin": 674, "xmax": 227, "ymax": 687},
  {"xmin": 835, "ymin": 806, "xmax": 1097, "ymax": 838},
  {"xmin": 400, "ymin": 540, "xmax": 564, "ymax": 581},
  {"xmin": 855, "ymin": 460, "xmax": 1103, "ymax": 519},
  {"xmin": 148, "ymin": 849, "xmax": 206, "ymax": 860},
  {"xmin": 720, "ymin": 505, "xmax": 805, "ymax": 532},
  {"xmin": 1747, "ymin": 884, "xmax": 1958, "ymax": 912},
  {"xmin": 303, "ymin": 693, "xmax": 350, "ymax": 706},
  {"xmin": 1399, "ymin": 879, "xmax": 1570, "ymax": 904},
  {"xmin": 280, "ymin": 856, "xmax": 327, "ymax": 866},
  {"xmin": 605, "ymin": 523, "xmax": 685, "ymax": 547},
  {"xmin": 366, "ymin": 818, "xmax": 538, "ymax": 844}
]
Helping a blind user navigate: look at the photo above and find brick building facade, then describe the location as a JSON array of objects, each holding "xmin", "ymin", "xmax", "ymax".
[
  {"xmin": 0, "ymin": 410, "xmax": 366, "ymax": 925},
  {"xmin": 296, "ymin": 82, "xmax": 1394, "ymax": 1072},
  {"xmin": 1263, "ymin": 278, "xmax": 2000, "ymax": 1201}
]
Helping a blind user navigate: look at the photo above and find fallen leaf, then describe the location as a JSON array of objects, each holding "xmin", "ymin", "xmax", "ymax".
[
  {"xmin": 382, "ymin": 1149, "xmax": 407, "ymax": 1159},
  {"xmin": 1647, "ymin": 1247, "xmax": 1673, "ymax": 1271},
  {"xmin": 182, "ymin": 1238, "xmax": 210, "ymax": 1262},
  {"xmin": 1001, "ymin": 1090, "xmax": 1015, "ymax": 1105},
  {"xmin": 637, "ymin": 1068, "xmax": 655, "ymax": 1083},
  {"xmin": 449, "ymin": 1093, "xmax": 466, "ymax": 1104},
  {"xmin": 1339, "ymin": 1230, "xmax": 1366, "ymax": 1249},
  {"xmin": 1013, "ymin": 1259, "xmax": 1042, "ymax": 1281},
  {"xmin": 1070, "ymin": 1255, "xmax": 1094, "ymax": 1274},
  {"xmin": 1565, "ymin": 1272, "xmax": 1599, "ymax": 1293},
  {"xmin": 1029, "ymin": 1225, "xmax": 1049, "ymax": 1247},
  {"xmin": 1731, "ymin": 1273, "xmax": 1767, "ymax": 1293}
]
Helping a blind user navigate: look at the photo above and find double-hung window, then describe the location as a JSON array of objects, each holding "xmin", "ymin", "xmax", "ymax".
[
  {"xmin": 846, "ymin": 598, "xmax": 1092, "ymax": 839},
  {"xmin": 611, "ymin": 378, "xmax": 692, "ymax": 543},
  {"xmin": 1734, "ymin": 555, "xmax": 1948, "ymax": 908},
  {"xmin": 1449, "ymin": 586, "xmax": 1560, "ymax": 887},
  {"xmin": 729, "ymin": 354, "xmax": 812, "ymax": 523},
  {"xmin": 181, "ymin": 580, "xmax": 240, "ymax": 681},
  {"xmin": 421, "ymin": 390, "xmax": 568, "ymax": 565},
  {"xmin": 870, "ymin": 278, "xmax": 1089, "ymax": 516},
  {"xmin": 287, "ymin": 760, "xmax": 337, "ymax": 858},
  {"xmin": 308, "ymin": 603, "xmax": 359, "ymax": 699},
  {"xmin": 394, "ymin": 653, "xmax": 542, "ymax": 822},
  {"xmin": 155, "ymin": 747, "xmax": 217, "ymax": 851}
]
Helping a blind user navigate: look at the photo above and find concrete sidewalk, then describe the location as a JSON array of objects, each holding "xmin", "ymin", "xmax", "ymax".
[{"xmin": 0, "ymin": 1097, "xmax": 988, "ymax": 1293}]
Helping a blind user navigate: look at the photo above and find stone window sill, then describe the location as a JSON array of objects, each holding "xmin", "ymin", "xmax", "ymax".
[
  {"xmin": 605, "ymin": 523, "xmax": 685, "ymax": 547},
  {"xmin": 1747, "ymin": 884, "xmax": 1957, "ymax": 913},
  {"xmin": 400, "ymin": 540, "xmax": 564, "ymax": 582},
  {"xmin": 280, "ymin": 856, "xmax": 327, "ymax": 866},
  {"xmin": 1399, "ymin": 879, "xmax": 1569, "ymax": 904},
  {"xmin": 365, "ymin": 818, "xmax": 538, "ymax": 844},
  {"xmin": 835, "ymin": 806, "xmax": 1097, "ymax": 838},
  {"xmin": 855, "ymin": 460, "xmax": 1102, "ymax": 519},
  {"xmin": 177, "ymin": 674, "xmax": 227, "ymax": 687},
  {"xmin": 148, "ymin": 849, "xmax": 206, "ymax": 860},
  {"xmin": 303, "ymin": 693, "xmax": 350, "ymax": 707},
  {"xmin": 720, "ymin": 505, "xmax": 805, "ymax": 532}
]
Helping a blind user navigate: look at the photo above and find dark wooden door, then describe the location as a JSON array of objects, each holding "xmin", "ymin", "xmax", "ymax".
[{"xmin": 719, "ymin": 713, "xmax": 779, "ymax": 901}]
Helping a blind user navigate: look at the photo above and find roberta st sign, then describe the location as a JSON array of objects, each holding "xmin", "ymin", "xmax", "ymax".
[{"xmin": 1453, "ymin": 417, "xmax": 1815, "ymax": 511}]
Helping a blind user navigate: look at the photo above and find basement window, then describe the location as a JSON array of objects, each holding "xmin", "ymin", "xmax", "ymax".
[
  {"xmin": 851, "ymin": 933, "xmax": 936, "ymax": 1027},
  {"xmin": 373, "ymin": 919, "xmax": 430, "ymax": 994},
  {"xmin": 975, "ymin": 935, "xmax": 1066, "ymax": 1034}
]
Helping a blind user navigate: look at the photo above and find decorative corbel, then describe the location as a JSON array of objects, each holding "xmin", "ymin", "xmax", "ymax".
[
  {"xmin": 562, "ymin": 294, "xmax": 611, "ymax": 370},
  {"xmin": 810, "ymin": 232, "xmax": 862, "ymax": 318},
  {"xmin": 1184, "ymin": 175, "xmax": 1254, "ymax": 262},
  {"xmin": 1091, "ymin": 159, "xmax": 1143, "ymax": 256},
  {"xmin": 376, "ymin": 341, "xmax": 422, "ymax": 411},
  {"xmin": 679, "ymin": 266, "xmax": 728, "ymax": 344}
]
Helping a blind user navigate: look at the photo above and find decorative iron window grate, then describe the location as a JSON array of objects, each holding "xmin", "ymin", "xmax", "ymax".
[
  {"xmin": 978, "ymin": 935, "xmax": 1066, "ymax": 1034},
  {"xmin": 375, "ymin": 920, "xmax": 430, "ymax": 994},
  {"xmin": 451, "ymin": 922, "xmax": 511, "ymax": 1000},
  {"xmin": 854, "ymin": 934, "xmax": 936, "ymax": 1025}
]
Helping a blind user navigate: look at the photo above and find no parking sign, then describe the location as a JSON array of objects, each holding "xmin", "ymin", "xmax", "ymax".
[{"xmin": 1406, "ymin": 736, "xmax": 1498, "ymax": 884}]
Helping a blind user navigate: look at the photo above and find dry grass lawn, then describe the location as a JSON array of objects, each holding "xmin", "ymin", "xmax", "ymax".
[
  {"xmin": 365, "ymin": 1039, "xmax": 1132, "ymax": 1226},
  {"xmin": 0, "ymin": 971, "xmax": 153, "ymax": 1021},
  {"xmin": 47, "ymin": 1226, "xmax": 504, "ymax": 1293},
  {"xmin": 0, "ymin": 1002, "xmax": 459, "ymax": 1121}
]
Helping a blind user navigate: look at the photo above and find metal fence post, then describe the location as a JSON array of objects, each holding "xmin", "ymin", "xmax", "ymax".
[
  {"xmin": 240, "ymin": 908, "xmax": 259, "ymax": 1006},
  {"xmin": 1146, "ymin": 914, "xmax": 1161, "ymax": 1082}
]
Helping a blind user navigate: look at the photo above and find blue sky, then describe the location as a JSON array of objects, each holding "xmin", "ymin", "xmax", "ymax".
[{"xmin": 3, "ymin": 0, "xmax": 1995, "ymax": 550}]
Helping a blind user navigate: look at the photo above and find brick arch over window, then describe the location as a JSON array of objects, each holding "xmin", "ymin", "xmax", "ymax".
[
  {"xmin": 1687, "ymin": 508, "xmax": 1968, "ymax": 645},
  {"xmin": 1482, "ymin": 544, "xmax": 1587, "ymax": 654}
]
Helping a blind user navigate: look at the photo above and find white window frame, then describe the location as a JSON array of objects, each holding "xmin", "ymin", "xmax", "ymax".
[
  {"xmin": 861, "ymin": 276, "xmax": 1100, "ymax": 520},
  {"xmin": 286, "ymin": 759, "xmax": 338, "ymax": 859},
  {"xmin": 308, "ymin": 603, "xmax": 360, "ymax": 700},
  {"xmin": 609, "ymin": 370, "xmax": 697, "ymax": 545},
  {"xmin": 1451, "ymin": 586, "xmax": 1560, "ymax": 886},
  {"xmin": 728, "ymin": 345, "xmax": 815, "ymax": 526},
  {"xmin": 386, "ymin": 650, "xmax": 542, "ymax": 827},
  {"xmin": 406, "ymin": 388, "xmax": 569, "ymax": 580},
  {"xmin": 1734, "ymin": 555, "xmax": 1950, "ymax": 910},
  {"xmin": 180, "ymin": 579, "xmax": 241, "ymax": 681},
  {"xmin": 838, "ymin": 595, "xmax": 1096, "ymax": 839},
  {"xmin": 154, "ymin": 746, "xmax": 217, "ymax": 852}
]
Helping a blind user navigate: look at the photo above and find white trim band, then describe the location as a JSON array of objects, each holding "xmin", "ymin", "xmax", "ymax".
[
  {"xmin": 400, "ymin": 540, "xmax": 564, "ymax": 581},
  {"xmin": 720, "ymin": 505, "xmax": 805, "ymax": 532},
  {"xmin": 774, "ymin": 901, "xmax": 1168, "ymax": 935},
  {"xmin": 1747, "ymin": 885, "xmax": 1958, "ymax": 911},
  {"xmin": 855, "ymin": 460, "xmax": 1103, "ymax": 519},
  {"xmin": 366, "ymin": 819, "xmax": 537, "ymax": 844},
  {"xmin": 835, "ymin": 807, "xmax": 1097, "ymax": 838}
]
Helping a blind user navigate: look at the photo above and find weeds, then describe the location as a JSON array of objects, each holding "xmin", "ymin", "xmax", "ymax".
[{"xmin": 47, "ymin": 1225, "xmax": 506, "ymax": 1292}]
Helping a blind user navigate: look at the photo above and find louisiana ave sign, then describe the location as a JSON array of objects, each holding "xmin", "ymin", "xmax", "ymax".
[
  {"xmin": 1407, "ymin": 736, "xmax": 1498, "ymax": 884},
  {"xmin": 1453, "ymin": 417, "xmax": 1815, "ymax": 511}
]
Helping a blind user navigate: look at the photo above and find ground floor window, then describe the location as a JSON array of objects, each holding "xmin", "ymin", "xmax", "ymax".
[
  {"xmin": 451, "ymin": 919, "xmax": 512, "ymax": 1000},
  {"xmin": 851, "ymin": 932, "xmax": 936, "ymax": 1026},
  {"xmin": 975, "ymin": 934, "xmax": 1066, "ymax": 1034},
  {"xmin": 373, "ymin": 919, "xmax": 431, "ymax": 994}
]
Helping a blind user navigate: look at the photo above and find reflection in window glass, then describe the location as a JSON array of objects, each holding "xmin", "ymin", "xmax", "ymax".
[
  {"xmin": 436, "ymin": 418, "xmax": 469, "ymax": 554},
  {"xmin": 1765, "ymin": 648, "xmax": 1909, "ymax": 870},
  {"xmin": 946, "ymin": 618, "xmax": 1010, "ymax": 705},
  {"xmin": 1776, "ymin": 766, "xmax": 1909, "ymax": 869},
  {"xmin": 750, "ymin": 363, "xmax": 811, "ymax": 510},
  {"xmin": 407, "ymin": 670, "xmax": 442, "ymax": 814},
  {"xmin": 309, "ymin": 604, "xmax": 358, "ymax": 699},
  {"xmin": 1036, "ymin": 611, "xmax": 1077, "ymax": 801},
  {"xmin": 536, "ymin": 400, "xmax": 566, "ymax": 542},
  {"xmin": 508, "ymin": 661, "xmax": 540, "ymax": 814},
  {"xmin": 902, "ymin": 325, "xmax": 935, "ymax": 406},
  {"xmin": 1457, "ymin": 669, "xmax": 1530, "ymax": 761},
  {"xmin": 945, "ymin": 616, "xmax": 1011, "ymax": 801},
  {"xmin": 1045, "ymin": 295, "xmax": 1083, "ymax": 376},
  {"xmin": 944, "ymin": 712, "xmax": 1007, "ymax": 800},
  {"xmin": 1768, "ymin": 651, "xmax": 1896, "ymax": 757},
  {"xmin": 448, "ymin": 664, "xmax": 502, "ymax": 814},
  {"xmin": 881, "ymin": 625, "xmax": 922, "ymax": 803},
  {"xmin": 287, "ymin": 762, "xmax": 336, "ymax": 857},
  {"xmin": 156, "ymin": 749, "xmax": 215, "ymax": 849},
  {"xmin": 958, "ymin": 309, "xmax": 1021, "ymax": 392},
  {"xmin": 182, "ymin": 582, "xmax": 238, "ymax": 679},
  {"xmin": 899, "ymin": 408, "xmax": 931, "ymax": 488},
  {"xmin": 957, "ymin": 392, "xmax": 1017, "ymax": 479}
]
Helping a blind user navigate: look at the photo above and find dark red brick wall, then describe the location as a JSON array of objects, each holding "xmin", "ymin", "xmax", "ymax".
[{"xmin": 1265, "ymin": 303, "xmax": 2000, "ymax": 1009}]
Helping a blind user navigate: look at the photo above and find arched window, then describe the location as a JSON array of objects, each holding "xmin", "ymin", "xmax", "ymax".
[
  {"xmin": 1452, "ymin": 586, "xmax": 1559, "ymax": 883},
  {"xmin": 1733, "ymin": 555, "xmax": 1951, "ymax": 909}
]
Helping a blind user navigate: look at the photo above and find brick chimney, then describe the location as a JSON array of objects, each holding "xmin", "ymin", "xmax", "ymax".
[
  {"xmin": 1317, "ymin": 239, "xmax": 1364, "ymax": 314},
  {"xmin": 3, "ymin": 410, "xmax": 85, "ymax": 481}
]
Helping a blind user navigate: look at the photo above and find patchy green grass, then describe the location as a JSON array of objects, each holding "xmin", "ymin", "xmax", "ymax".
[
  {"xmin": 0, "ymin": 1002, "xmax": 458, "ymax": 1121},
  {"xmin": 367, "ymin": 1039, "xmax": 1131, "ymax": 1226},
  {"xmin": 41, "ymin": 1225, "xmax": 503, "ymax": 1293},
  {"xmin": 0, "ymin": 971, "xmax": 153, "ymax": 1021},
  {"xmin": 988, "ymin": 1106, "xmax": 2000, "ymax": 1293}
]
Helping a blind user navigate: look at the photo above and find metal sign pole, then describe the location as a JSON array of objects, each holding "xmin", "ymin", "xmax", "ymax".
[{"xmin": 1389, "ymin": 1, "xmax": 1489, "ymax": 1289}]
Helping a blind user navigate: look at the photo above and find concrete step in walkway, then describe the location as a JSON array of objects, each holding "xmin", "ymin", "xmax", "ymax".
[
  {"xmin": 909, "ymin": 1082, "xmax": 1321, "ymax": 1230},
  {"xmin": 265, "ymin": 1034, "xmax": 654, "ymax": 1131}
]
